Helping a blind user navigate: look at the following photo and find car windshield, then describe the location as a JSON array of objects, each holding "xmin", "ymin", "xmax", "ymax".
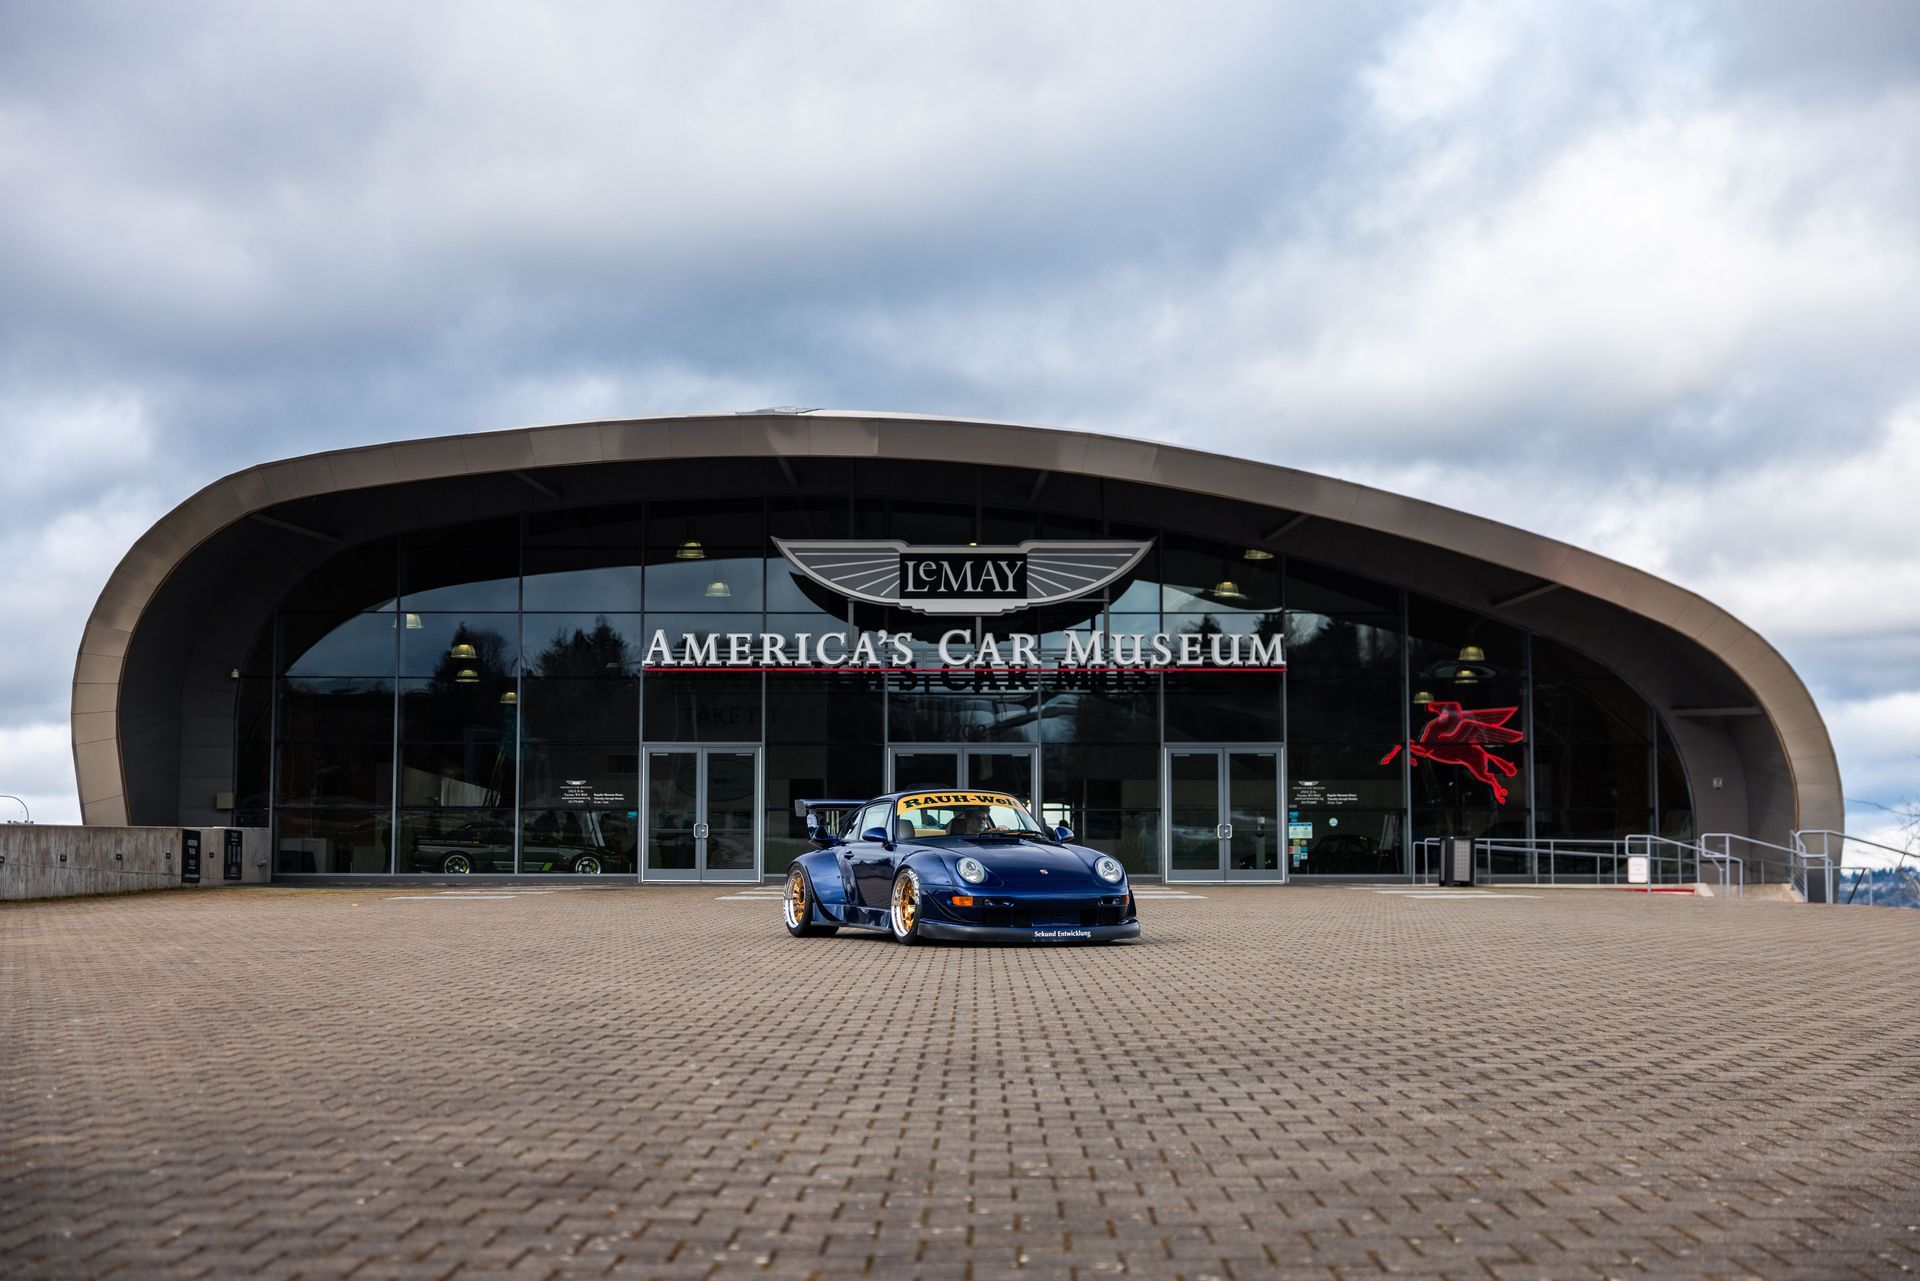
[{"xmin": 895, "ymin": 791, "xmax": 1050, "ymax": 841}]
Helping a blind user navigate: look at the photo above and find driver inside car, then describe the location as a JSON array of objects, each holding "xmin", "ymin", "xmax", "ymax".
[{"xmin": 945, "ymin": 809, "xmax": 988, "ymax": 837}]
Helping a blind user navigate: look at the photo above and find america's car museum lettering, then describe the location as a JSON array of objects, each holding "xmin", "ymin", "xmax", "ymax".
[{"xmin": 638, "ymin": 626, "xmax": 1286, "ymax": 671}]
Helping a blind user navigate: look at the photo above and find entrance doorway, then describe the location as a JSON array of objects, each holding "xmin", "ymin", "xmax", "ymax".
[
  {"xmin": 1164, "ymin": 746, "xmax": 1285, "ymax": 882},
  {"xmin": 643, "ymin": 746, "xmax": 761, "ymax": 882},
  {"xmin": 888, "ymin": 746, "xmax": 1039, "ymax": 808}
]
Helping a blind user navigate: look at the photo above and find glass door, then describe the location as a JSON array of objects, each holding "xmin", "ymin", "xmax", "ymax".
[
  {"xmin": 644, "ymin": 750, "xmax": 699, "ymax": 878},
  {"xmin": 643, "ymin": 746, "xmax": 762, "ymax": 882},
  {"xmin": 888, "ymin": 746, "xmax": 1039, "ymax": 809},
  {"xmin": 1167, "ymin": 749, "xmax": 1223, "ymax": 881},
  {"xmin": 702, "ymin": 751, "xmax": 760, "ymax": 882},
  {"xmin": 1163, "ymin": 746, "xmax": 1285, "ymax": 882},
  {"xmin": 1225, "ymin": 749, "xmax": 1282, "ymax": 880}
]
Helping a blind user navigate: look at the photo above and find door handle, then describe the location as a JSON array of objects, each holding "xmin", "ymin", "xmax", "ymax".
[
  {"xmin": 694, "ymin": 822, "xmax": 710, "ymax": 839},
  {"xmin": 1218, "ymin": 823, "xmax": 1233, "ymax": 840}
]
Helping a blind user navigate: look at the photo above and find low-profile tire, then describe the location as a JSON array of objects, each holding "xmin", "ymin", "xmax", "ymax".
[
  {"xmin": 575, "ymin": 855, "xmax": 602, "ymax": 875},
  {"xmin": 889, "ymin": 867, "xmax": 926, "ymax": 946},
  {"xmin": 442, "ymin": 853, "xmax": 472, "ymax": 874},
  {"xmin": 784, "ymin": 867, "xmax": 837, "ymax": 938}
]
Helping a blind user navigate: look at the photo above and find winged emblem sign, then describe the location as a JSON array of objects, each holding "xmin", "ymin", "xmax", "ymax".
[
  {"xmin": 1380, "ymin": 701, "xmax": 1524, "ymax": 804},
  {"xmin": 773, "ymin": 538, "xmax": 1151, "ymax": 616}
]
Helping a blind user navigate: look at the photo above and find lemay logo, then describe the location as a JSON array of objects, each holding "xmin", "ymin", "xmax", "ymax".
[
  {"xmin": 640, "ymin": 537, "xmax": 1286, "ymax": 672},
  {"xmin": 774, "ymin": 538, "xmax": 1150, "ymax": 616}
]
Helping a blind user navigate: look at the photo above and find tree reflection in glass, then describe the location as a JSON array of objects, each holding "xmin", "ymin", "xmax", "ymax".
[{"xmin": 528, "ymin": 615, "xmax": 637, "ymax": 679}]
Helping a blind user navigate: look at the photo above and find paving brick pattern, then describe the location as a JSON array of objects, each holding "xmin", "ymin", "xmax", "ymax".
[{"xmin": 4, "ymin": 885, "xmax": 1918, "ymax": 1280}]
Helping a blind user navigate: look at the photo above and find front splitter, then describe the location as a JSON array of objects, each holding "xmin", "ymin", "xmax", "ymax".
[{"xmin": 916, "ymin": 920, "xmax": 1141, "ymax": 944}]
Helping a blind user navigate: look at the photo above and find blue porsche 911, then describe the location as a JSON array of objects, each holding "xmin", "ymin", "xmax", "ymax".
[{"xmin": 783, "ymin": 791, "xmax": 1140, "ymax": 944}]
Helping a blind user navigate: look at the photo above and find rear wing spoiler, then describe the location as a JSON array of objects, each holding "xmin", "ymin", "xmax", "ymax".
[
  {"xmin": 793, "ymin": 798, "xmax": 868, "ymax": 817},
  {"xmin": 793, "ymin": 797, "xmax": 868, "ymax": 836}
]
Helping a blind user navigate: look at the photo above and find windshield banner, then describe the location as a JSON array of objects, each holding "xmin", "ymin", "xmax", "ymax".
[{"xmin": 895, "ymin": 791, "xmax": 1021, "ymax": 811}]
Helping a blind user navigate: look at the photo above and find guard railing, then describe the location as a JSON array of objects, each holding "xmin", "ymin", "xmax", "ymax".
[
  {"xmin": 1413, "ymin": 835, "xmax": 1702, "ymax": 887},
  {"xmin": 1792, "ymin": 829, "xmax": 1919, "ymax": 905},
  {"xmin": 1407, "ymin": 830, "xmax": 1910, "ymax": 903},
  {"xmin": 1700, "ymin": 832, "xmax": 1818, "ymax": 898},
  {"xmin": 1627, "ymin": 833, "xmax": 1719, "ymax": 893}
]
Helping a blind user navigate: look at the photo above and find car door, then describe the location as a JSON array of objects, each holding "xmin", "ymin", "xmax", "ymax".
[
  {"xmin": 834, "ymin": 803, "xmax": 881, "ymax": 908},
  {"xmin": 831, "ymin": 803, "xmax": 872, "ymax": 899},
  {"xmin": 850, "ymin": 802, "xmax": 901, "ymax": 909}
]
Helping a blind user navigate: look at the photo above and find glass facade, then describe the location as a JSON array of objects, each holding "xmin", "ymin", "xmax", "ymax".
[{"xmin": 247, "ymin": 485, "xmax": 1692, "ymax": 879}]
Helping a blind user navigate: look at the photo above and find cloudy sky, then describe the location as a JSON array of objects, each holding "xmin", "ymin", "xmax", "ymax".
[{"xmin": 1, "ymin": 0, "xmax": 1917, "ymax": 840}]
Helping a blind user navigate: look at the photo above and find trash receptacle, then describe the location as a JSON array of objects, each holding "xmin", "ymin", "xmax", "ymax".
[{"xmin": 1437, "ymin": 836, "xmax": 1476, "ymax": 887}]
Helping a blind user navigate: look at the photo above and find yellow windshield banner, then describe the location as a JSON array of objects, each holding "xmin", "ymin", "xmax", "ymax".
[{"xmin": 896, "ymin": 791, "xmax": 1019, "ymax": 811}]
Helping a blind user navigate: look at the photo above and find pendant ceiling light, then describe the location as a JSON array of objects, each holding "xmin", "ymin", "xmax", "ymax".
[
  {"xmin": 454, "ymin": 668, "xmax": 480, "ymax": 684},
  {"xmin": 1412, "ymin": 689, "xmax": 1433, "ymax": 705},
  {"xmin": 449, "ymin": 642, "xmax": 478, "ymax": 660},
  {"xmin": 704, "ymin": 579, "xmax": 732, "ymax": 598},
  {"xmin": 499, "ymin": 690, "xmax": 518, "ymax": 705},
  {"xmin": 1422, "ymin": 643, "xmax": 1498, "ymax": 684},
  {"xmin": 1209, "ymin": 565, "xmax": 1248, "ymax": 603},
  {"xmin": 676, "ymin": 539, "xmax": 706, "ymax": 560},
  {"xmin": 1242, "ymin": 547, "xmax": 1275, "ymax": 561}
]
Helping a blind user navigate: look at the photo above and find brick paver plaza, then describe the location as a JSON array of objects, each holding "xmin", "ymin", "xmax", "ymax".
[{"xmin": 4, "ymin": 885, "xmax": 1918, "ymax": 1279}]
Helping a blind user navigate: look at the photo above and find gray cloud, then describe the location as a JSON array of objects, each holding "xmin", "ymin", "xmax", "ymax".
[{"xmin": 0, "ymin": 0, "xmax": 1916, "ymax": 830}]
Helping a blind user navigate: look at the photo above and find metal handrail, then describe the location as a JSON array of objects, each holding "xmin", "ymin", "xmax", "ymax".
[
  {"xmin": 1472, "ymin": 837, "xmax": 1700, "ymax": 887},
  {"xmin": 1413, "ymin": 834, "xmax": 1702, "ymax": 888},
  {"xmin": 1414, "ymin": 836, "xmax": 1447, "ymax": 883},
  {"xmin": 1792, "ymin": 828, "xmax": 1917, "ymax": 866},
  {"xmin": 1407, "ymin": 830, "xmax": 1891, "ymax": 901},
  {"xmin": 1702, "ymin": 831, "xmax": 1818, "ymax": 897},
  {"xmin": 1626, "ymin": 833, "xmax": 1717, "ymax": 893},
  {"xmin": 1792, "ymin": 829, "xmax": 1920, "ymax": 905},
  {"xmin": 1481, "ymin": 838, "xmax": 1621, "ymax": 885}
]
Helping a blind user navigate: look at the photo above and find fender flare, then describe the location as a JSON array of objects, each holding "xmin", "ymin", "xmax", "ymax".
[{"xmin": 790, "ymin": 852, "xmax": 854, "ymax": 920}]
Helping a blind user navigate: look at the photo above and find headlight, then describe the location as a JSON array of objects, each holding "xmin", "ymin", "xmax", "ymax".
[
  {"xmin": 956, "ymin": 856, "xmax": 987, "ymax": 884},
  {"xmin": 1094, "ymin": 856, "xmax": 1124, "ymax": 883}
]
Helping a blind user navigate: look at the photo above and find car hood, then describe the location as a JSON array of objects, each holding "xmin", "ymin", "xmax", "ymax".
[{"xmin": 948, "ymin": 840, "xmax": 1110, "ymax": 891}]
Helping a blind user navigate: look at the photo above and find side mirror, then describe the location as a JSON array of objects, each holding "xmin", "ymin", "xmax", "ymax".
[
  {"xmin": 1054, "ymin": 825, "xmax": 1075, "ymax": 843},
  {"xmin": 861, "ymin": 826, "xmax": 891, "ymax": 845}
]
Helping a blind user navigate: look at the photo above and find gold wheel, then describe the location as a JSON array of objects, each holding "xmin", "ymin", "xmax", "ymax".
[
  {"xmin": 890, "ymin": 868, "xmax": 922, "ymax": 943},
  {"xmin": 784, "ymin": 869, "xmax": 808, "ymax": 929},
  {"xmin": 784, "ymin": 868, "xmax": 835, "ymax": 937}
]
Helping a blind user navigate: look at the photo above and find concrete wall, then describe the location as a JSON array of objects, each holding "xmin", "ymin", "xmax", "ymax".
[{"xmin": 0, "ymin": 825, "xmax": 268, "ymax": 901}]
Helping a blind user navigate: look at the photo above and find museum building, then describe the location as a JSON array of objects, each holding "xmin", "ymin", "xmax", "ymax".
[{"xmin": 69, "ymin": 412, "xmax": 1842, "ymax": 882}]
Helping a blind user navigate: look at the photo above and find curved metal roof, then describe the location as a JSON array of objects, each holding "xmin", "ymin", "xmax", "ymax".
[{"xmin": 70, "ymin": 410, "xmax": 1842, "ymax": 832}]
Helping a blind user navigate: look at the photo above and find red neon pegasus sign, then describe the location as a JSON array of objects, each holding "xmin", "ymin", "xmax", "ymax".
[{"xmin": 1380, "ymin": 701, "xmax": 1524, "ymax": 804}]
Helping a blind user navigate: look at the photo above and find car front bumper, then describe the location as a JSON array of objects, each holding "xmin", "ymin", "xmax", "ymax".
[{"xmin": 916, "ymin": 919, "xmax": 1141, "ymax": 944}]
